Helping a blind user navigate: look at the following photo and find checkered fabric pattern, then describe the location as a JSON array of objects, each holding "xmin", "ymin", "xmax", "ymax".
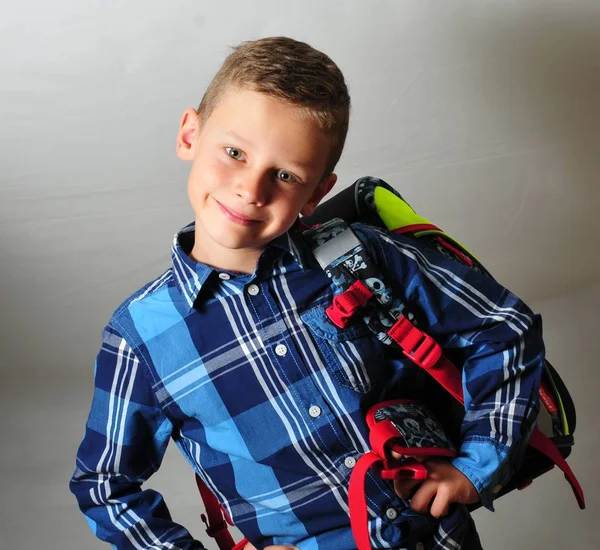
[{"xmin": 70, "ymin": 222, "xmax": 543, "ymax": 550}]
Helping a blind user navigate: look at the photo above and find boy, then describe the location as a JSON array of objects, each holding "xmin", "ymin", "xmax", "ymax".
[{"xmin": 71, "ymin": 37, "xmax": 544, "ymax": 550}]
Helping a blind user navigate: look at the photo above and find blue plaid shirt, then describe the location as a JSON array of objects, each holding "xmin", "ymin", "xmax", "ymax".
[{"xmin": 70, "ymin": 221, "xmax": 544, "ymax": 550}]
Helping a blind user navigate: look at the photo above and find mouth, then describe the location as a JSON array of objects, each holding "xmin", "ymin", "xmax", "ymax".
[{"xmin": 215, "ymin": 200, "xmax": 261, "ymax": 227}]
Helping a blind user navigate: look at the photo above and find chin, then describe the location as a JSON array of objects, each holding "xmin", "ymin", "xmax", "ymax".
[{"xmin": 212, "ymin": 234, "xmax": 261, "ymax": 251}]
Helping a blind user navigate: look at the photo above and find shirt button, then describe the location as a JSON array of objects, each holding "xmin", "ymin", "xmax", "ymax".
[
  {"xmin": 415, "ymin": 543, "xmax": 425, "ymax": 550},
  {"xmin": 218, "ymin": 272, "xmax": 231, "ymax": 280},
  {"xmin": 275, "ymin": 344, "xmax": 288, "ymax": 357},
  {"xmin": 344, "ymin": 456, "xmax": 356, "ymax": 469},
  {"xmin": 308, "ymin": 405, "xmax": 322, "ymax": 418},
  {"xmin": 247, "ymin": 284, "xmax": 260, "ymax": 296},
  {"xmin": 385, "ymin": 507, "xmax": 398, "ymax": 520}
]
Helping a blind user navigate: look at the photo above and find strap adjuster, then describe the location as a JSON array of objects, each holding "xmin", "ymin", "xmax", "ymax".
[
  {"xmin": 326, "ymin": 280, "xmax": 373, "ymax": 328},
  {"xmin": 201, "ymin": 513, "xmax": 229, "ymax": 538},
  {"xmin": 388, "ymin": 315, "xmax": 442, "ymax": 370},
  {"xmin": 376, "ymin": 457, "xmax": 429, "ymax": 481}
]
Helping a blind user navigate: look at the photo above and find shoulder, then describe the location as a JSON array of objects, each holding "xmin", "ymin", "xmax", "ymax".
[
  {"xmin": 349, "ymin": 221, "xmax": 480, "ymax": 286},
  {"xmin": 350, "ymin": 222, "xmax": 429, "ymax": 265},
  {"xmin": 107, "ymin": 268, "xmax": 182, "ymax": 345},
  {"xmin": 350, "ymin": 221, "xmax": 417, "ymax": 251},
  {"xmin": 112, "ymin": 268, "xmax": 175, "ymax": 318}
]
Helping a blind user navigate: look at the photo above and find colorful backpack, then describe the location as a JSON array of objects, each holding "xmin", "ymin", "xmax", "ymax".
[
  {"xmin": 301, "ymin": 176, "xmax": 584, "ymax": 548},
  {"xmin": 196, "ymin": 176, "xmax": 584, "ymax": 550}
]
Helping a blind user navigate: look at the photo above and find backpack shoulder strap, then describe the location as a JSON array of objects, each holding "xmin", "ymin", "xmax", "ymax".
[{"xmin": 303, "ymin": 219, "xmax": 398, "ymax": 345}]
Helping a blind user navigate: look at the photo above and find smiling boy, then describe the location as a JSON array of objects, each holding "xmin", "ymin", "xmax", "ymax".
[{"xmin": 71, "ymin": 37, "xmax": 543, "ymax": 550}]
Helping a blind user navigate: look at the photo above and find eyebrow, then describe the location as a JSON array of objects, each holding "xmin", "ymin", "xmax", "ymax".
[{"xmin": 223, "ymin": 131, "xmax": 249, "ymax": 144}]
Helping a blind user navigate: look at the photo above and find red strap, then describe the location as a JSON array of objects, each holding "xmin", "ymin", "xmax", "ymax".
[
  {"xmin": 349, "ymin": 452, "xmax": 383, "ymax": 550},
  {"xmin": 393, "ymin": 224, "xmax": 442, "ymax": 235},
  {"xmin": 195, "ymin": 474, "xmax": 237, "ymax": 550},
  {"xmin": 231, "ymin": 539, "xmax": 250, "ymax": 550},
  {"xmin": 528, "ymin": 429, "xmax": 586, "ymax": 509},
  {"xmin": 435, "ymin": 237, "xmax": 473, "ymax": 267},
  {"xmin": 539, "ymin": 379, "xmax": 558, "ymax": 414},
  {"xmin": 388, "ymin": 315, "xmax": 464, "ymax": 404},
  {"xmin": 368, "ymin": 420, "xmax": 401, "ymax": 458},
  {"xmin": 326, "ymin": 280, "xmax": 373, "ymax": 328}
]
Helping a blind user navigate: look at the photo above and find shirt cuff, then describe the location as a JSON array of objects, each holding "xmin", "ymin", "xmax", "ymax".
[{"xmin": 451, "ymin": 436, "xmax": 511, "ymax": 511}]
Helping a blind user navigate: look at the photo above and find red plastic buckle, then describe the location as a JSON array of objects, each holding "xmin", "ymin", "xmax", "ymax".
[
  {"xmin": 388, "ymin": 316, "xmax": 442, "ymax": 370},
  {"xmin": 378, "ymin": 457, "xmax": 428, "ymax": 481},
  {"xmin": 326, "ymin": 280, "xmax": 373, "ymax": 328}
]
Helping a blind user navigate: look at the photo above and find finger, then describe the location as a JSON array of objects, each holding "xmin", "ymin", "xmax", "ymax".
[
  {"xmin": 264, "ymin": 546, "xmax": 299, "ymax": 550},
  {"xmin": 243, "ymin": 544, "xmax": 256, "ymax": 550},
  {"xmin": 419, "ymin": 457, "xmax": 444, "ymax": 479},
  {"xmin": 390, "ymin": 450, "xmax": 425, "ymax": 462},
  {"xmin": 429, "ymin": 487, "xmax": 451, "ymax": 518},
  {"xmin": 393, "ymin": 477, "xmax": 421, "ymax": 499},
  {"xmin": 409, "ymin": 480, "xmax": 438, "ymax": 513}
]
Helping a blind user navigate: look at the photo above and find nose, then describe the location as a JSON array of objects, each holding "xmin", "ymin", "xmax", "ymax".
[{"xmin": 234, "ymin": 170, "xmax": 270, "ymax": 206}]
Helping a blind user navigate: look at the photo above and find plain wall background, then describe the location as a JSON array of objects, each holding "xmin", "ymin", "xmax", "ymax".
[{"xmin": 1, "ymin": 1, "xmax": 598, "ymax": 548}]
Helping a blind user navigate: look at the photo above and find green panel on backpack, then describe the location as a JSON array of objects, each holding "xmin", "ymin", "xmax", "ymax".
[{"xmin": 373, "ymin": 186, "xmax": 481, "ymax": 263}]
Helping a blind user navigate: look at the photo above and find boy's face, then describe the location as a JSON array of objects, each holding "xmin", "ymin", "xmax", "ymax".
[{"xmin": 177, "ymin": 88, "xmax": 337, "ymax": 272}]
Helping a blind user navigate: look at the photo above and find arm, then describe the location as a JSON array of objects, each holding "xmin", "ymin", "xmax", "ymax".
[
  {"xmin": 70, "ymin": 324, "xmax": 205, "ymax": 549},
  {"xmin": 356, "ymin": 224, "xmax": 544, "ymax": 511}
]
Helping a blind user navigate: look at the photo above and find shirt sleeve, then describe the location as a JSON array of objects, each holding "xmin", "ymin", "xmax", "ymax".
[
  {"xmin": 70, "ymin": 323, "xmax": 206, "ymax": 549},
  {"xmin": 355, "ymin": 224, "xmax": 544, "ymax": 510}
]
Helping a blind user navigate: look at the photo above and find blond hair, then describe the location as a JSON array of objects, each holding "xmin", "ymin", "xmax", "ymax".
[{"xmin": 198, "ymin": 36, "xmax": 350, "ymax": 175}]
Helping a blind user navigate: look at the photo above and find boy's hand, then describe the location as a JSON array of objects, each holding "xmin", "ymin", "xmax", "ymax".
[{"xmin": 393, "ymin": 456, "xmax": 480, "ymax": 518}]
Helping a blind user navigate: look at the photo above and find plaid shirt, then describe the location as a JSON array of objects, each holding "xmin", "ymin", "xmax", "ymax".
[{"xmin": 70, "ymin": 221, "xmax": 544, "ymax": 550}]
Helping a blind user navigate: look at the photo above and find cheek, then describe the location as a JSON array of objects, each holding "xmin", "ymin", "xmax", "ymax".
[
  {"xmin": 189, "ymin": 157, "xmax": 228, "ymax": 193},
  {"xmin": 275, "ymin": 192, "xmax": 310, "ymax": 226}
]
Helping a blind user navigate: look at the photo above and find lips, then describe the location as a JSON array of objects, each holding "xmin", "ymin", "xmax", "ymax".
[{"xmin": 215, "ymin": 200, "xmax": 261, "ymax": 227}]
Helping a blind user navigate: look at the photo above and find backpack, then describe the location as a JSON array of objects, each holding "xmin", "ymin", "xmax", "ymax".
[
  {"xmin": 301, "ymin": 176, "xmax": 584, "ymax": 548},
  {"xmin": 196, "ymin": 176, "xmax": 584, "ymax": 550}
]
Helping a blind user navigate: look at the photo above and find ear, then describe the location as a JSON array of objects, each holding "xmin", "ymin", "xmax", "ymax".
[
  {"xmin": 176, "ymin": 108, "xmax": 200, "ymax": 161},
  {"xmin": 300, "ymin": 173, "xmax": 337, "ymax": 217}
]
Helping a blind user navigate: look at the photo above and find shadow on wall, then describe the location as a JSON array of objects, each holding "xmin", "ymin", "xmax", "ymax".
[
  {"xmin": 464, "ymin": 9, "xmax": 600, "ymax": 294},
  {"xmin": 483, "ymin": 9, "xmax": 600, "ymax": 188}
]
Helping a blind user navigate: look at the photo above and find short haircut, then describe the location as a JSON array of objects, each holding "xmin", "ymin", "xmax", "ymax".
[{"xmin": 197, "ymin": 36, "xmax": 351, "ymax": 175}]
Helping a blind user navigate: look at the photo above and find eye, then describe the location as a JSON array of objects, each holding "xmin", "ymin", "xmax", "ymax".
[
  {"xmin": 225, "ymin": 147, "xmax": 245, "ymax": 161},
  {"xmin": 276, "ymin": 169, "xmax": 297, "ymax": 183}
]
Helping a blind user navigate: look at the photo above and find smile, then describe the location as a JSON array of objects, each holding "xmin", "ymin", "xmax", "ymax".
[{"xmin": 215, "ymin": 200, "xmax": 261, "ymax": 227}]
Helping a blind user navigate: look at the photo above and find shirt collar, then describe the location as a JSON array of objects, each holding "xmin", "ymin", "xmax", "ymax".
[{"xmin": 170, "ymin": 221, "xmax": 311, "ymax": 311}]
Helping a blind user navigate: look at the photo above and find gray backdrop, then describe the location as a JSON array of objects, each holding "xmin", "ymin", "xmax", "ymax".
[{"xmin": 1, "ymin": 1, "xmax": 598, "ymax": 549}]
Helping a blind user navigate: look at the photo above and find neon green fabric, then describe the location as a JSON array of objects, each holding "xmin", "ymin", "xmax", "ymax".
[
  {"xmin": 373, "ymin": 186, "xmax": 433, "ymax": 229},
  {"xmin": 373, "ymin": 186, "xmax": 479, "ymax": 261}
]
